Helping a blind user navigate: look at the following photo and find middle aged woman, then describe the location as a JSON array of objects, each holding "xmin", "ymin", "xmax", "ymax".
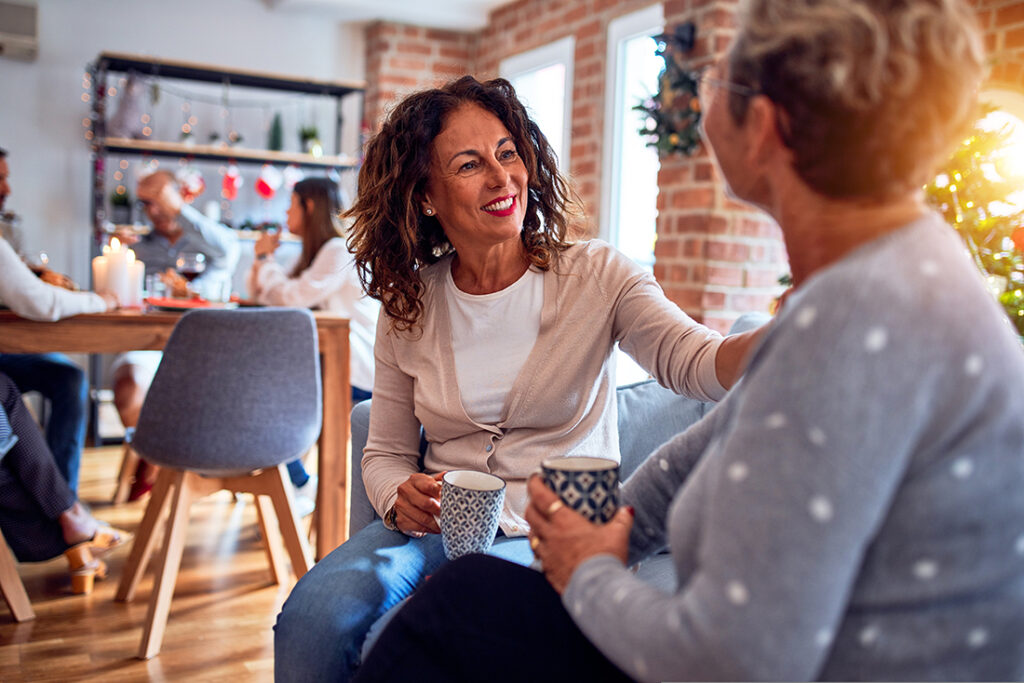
[
  {"xmin": 351, "ymin": 1, "xmax": 1024, "ymax": 682},
  {"xmin": 274, "ymin": 75, "xmax": 762, "ymax": 680},
  {"xmin": 248, "ymin": 176, "xmax": 380, "ymax": 514}
]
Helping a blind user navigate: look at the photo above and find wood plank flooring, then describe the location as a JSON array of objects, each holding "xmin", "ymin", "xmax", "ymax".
[{"xmin": 0, "ymin": 446, "xmax": 309, "ymax": 682}]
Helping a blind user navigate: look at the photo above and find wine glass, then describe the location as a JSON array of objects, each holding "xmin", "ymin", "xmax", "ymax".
[{"xmin": 175, "ymin": 252, "xmax": 206, "ymax": 283}]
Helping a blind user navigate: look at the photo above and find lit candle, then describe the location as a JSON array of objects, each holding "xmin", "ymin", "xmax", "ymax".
[
  {"xmin": 106, "ymin": 237, "xmax": 130, "ymax": 304},
  {"xmin": 92, "ymin": 242, "xmax": 110, "ymax": 294},
  {"xmin": 92, "ymin": 237, "xmax": 145, "ymax": 306},
  {"xmin": 125, "ymin": 249, "xmax": 145, "ymax": 307}
]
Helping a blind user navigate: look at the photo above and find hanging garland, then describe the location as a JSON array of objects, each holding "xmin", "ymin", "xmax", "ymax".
[{"xmin": 634, "ymin": 22, "xmax": 701, "ymax": 157}]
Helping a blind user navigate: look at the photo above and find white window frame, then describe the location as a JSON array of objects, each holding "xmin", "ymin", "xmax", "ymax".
[
  {"xmin": 500, "ymin": 36, "xmax": 575, "ymax": 173},
  {"xmin": 599, "ymin": 4, "xmax": 665, "ymax": 247}
]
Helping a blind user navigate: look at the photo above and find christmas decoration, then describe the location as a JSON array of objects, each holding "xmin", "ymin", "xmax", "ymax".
[
  {"xmin": 925, "ymin": 109, "xmax": 1024, "ymax": 335},
  {"xmin": 255, "ymin": 164, "xmax": 283, "ymax": 200},
  {"xmin": 634, "ymin": 22, "xmax": 701, "ymax": 157},
  {"xmin": 175, "ymin": 165, "xmax": 206, "ymax": 203},
  {"xmin": 221, "ymin": 164, "xmax": 243, "ymax": 201},
  {"xmin": 283, "ymin": 165, "xmax": 305, "ymax": 190}
]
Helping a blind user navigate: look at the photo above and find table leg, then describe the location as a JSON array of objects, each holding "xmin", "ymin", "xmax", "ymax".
[{"xmin": 316, "ymin": 329, "xmax": 351, "ymax": 560}]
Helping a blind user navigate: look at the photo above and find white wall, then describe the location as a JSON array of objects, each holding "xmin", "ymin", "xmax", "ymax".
[{"xmin": 0, "ymin": 0, "xmax": 365, "ymax": 285}]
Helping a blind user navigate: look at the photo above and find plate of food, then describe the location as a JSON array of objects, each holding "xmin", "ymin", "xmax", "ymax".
[{"xmin": 145, "ymin": 296, "xmax": 238, "ymax": 311}]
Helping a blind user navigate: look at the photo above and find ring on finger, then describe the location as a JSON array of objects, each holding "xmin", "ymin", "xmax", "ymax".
[
  {"xmin": 546, "ymin": 500, "xmax": 564, "ymax": 516},
  {"xmin": 529, "ymin": 536, "xmax": 540, "ymax": 551}
]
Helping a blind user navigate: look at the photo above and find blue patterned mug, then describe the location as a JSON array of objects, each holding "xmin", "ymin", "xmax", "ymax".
[
  {"xmin": 541, "ymin": 456, "xmax": 620, "ymax": 524},
  {"xmin": 440, "ymin": 470, "xmax": 506, "ymax": 560}
]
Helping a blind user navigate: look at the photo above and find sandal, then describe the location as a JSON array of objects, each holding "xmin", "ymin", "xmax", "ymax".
[
  {"xmin": 64, "ymin": 544, "xmax": 109, "ymax": 595},
  {"xmin": 88, "ymin": 524, "xmax": 129, "ymax": 555}
]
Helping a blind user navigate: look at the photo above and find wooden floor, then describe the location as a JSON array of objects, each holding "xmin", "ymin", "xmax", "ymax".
[{"xmin": 0, "ymin": 446, "xmax": 308, "ymax": 682}]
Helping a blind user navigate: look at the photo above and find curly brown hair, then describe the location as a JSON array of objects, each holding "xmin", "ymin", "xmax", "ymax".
[
  {"xmin": 726, "ymin": 0, "xmax": 984, "ymax": 200},
  {"xmin": 346, "ymin": 75, "xmax": 580, "ymax": 331}
]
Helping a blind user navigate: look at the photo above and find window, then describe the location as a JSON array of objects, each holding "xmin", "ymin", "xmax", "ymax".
[
  {"xmin": 603, "ymin": 5, "xmax": 665, "ymax": 385},
  {"xmin": 500, "ymin": 37, "xmax": 575, "ymax": 172},
  {"xmin": 981, "ymin": 88, "xmax": 1024, "ymax": 213}
]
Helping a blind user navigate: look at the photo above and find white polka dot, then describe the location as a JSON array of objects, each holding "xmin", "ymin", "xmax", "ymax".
[
  {"xmin": 951, "ymin": 457, "xmax": 974, "ymax": 479},
  {"xmin": 920, "ymin": 260, "xmax": 940, "ymax": 276},
  {"xmin": 864, "ymin": 327, "xmax": 888, "ymax": 352},
  {"xmin": 965, "ymin": 354, "xmax": 983, "ymax": 376},
  {"xmin": 814, "ymin": 628, "xmax": 833, "ymax": 648},
  {"xmin": 727, "ymin": 462, "xmax": 749, "ymax": 482},
  {"xmin": 659, "ymin": 458, "xmax": 670, "ymax": 471},
  {"xmin": 808, "ymin": 427, "xmax": 827, "ymax": 447},
  {"xmin": 613, "ymin": 586, "xmax": 630, "ymax": 605},
  {"xmin": 859, "ymin": 624, "xmax": 880, "ymax": 647},
  {"xmin": 765, "ymin": 412, "xmax": 787, "ymax": 429},
  {"xmin": 1014, "ymin": 534, "xmax": 1024, "ymax": 555},
  {"xmin": 967, "ymin": 627, "xmax": 989, "ymax": 649},
  {"xmin": 809, "ymin": 495, "xmax": 834, "ymax": 523},
  {"xmin": 795, "ymin": 306, "xmax": 817, "ymax": 329},
  {"xmin": 913, "ymin": 559, "xmax": 939, "ymax": 580},
  {"xmin": 726, "ymin": 580, "xmax": 749, "ymax": 605}
]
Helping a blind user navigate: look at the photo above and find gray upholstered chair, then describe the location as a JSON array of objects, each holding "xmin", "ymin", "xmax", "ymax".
[{"xmin": 114, "ymin": 308, "xmax": 321, "ymax": 659}]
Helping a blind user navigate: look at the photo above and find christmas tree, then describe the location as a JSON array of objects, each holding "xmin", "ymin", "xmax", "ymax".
[{"xmin": 925, "ymin": 112, "xmax": 1024, "ymax": 335}]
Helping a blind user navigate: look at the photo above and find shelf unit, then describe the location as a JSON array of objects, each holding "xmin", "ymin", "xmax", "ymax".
[{"xmin": 87, "ymin": 51, "xmax": 366, "ymax": 241}]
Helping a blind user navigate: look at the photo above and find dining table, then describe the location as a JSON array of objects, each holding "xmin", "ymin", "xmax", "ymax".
[{"xmin": 0, "ymin": 307, "xmax": 353, "ymax": 560}]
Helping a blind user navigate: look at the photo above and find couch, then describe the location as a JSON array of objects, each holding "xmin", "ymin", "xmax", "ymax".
[{"xmin": 347, "ymin": 312, "xmax": 770, "ymax": 588}]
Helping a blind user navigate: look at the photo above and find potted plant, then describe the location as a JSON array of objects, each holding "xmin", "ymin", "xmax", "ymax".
[
  {"xmin": 299, "ymin": 125, "xmax": 322, "ymax": 157},
  {"xmin": 109, "ymin": 187, "xmax": 132, "ymax": 225}
]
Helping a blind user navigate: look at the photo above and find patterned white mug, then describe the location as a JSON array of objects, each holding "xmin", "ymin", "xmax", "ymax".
[
  {"xmin": 440, "ymin": 470, "xmax": 506, "ymax": 560},
  {"xmin": 541, "ymin": 456, "xmax": 620, "ymax": 524}
]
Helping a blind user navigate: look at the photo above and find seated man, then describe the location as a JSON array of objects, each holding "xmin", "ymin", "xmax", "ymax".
[
  {"xmin": 0, "ymin": 146, "xmax": 118, "ymax": 494},
  {"xmin": 111, "ymin": 169, "xmax": 241, "ymax": 499}
]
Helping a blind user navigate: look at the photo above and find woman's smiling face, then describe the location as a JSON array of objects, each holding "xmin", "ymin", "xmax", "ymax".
[{"xmin": 422, "ymin": 103, "xmax": 529, "ymax": 252}]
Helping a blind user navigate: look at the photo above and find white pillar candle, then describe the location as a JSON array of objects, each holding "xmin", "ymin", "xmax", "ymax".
[
  {"xmin": 105, "ymin": 237, "xmax": 130, "ymax": 305},
  {"xmin": 126, "ymin": 251, "xmax": 145, "ymax": 307},
  {"xmin": 91, "ymin": 248, "xmax": 109, "ymax": 295}
]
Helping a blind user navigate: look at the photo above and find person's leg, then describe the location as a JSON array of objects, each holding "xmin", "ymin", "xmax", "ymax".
[
  {"xmin": 359, "ymin": 532, "xmax": 534, "ymax": 660},
  {"xmin": 353, "ymin": 554, "xmax": 634, "ymax": 683},
  {"xmin": 112, "ymin": 353, "xmax": 161, "ymax": 499},
  {"xmin": 274, "ymin": 521, "xmax": 447, "ymax": 682},
  {"xmin": 0, "ymin": 353, "xmax": 88, "ymax": 493}
]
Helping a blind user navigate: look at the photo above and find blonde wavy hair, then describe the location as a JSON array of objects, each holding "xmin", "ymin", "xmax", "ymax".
[{"xmin": 727, "ymin": 0, "xmax": 985, "ymax": 199}]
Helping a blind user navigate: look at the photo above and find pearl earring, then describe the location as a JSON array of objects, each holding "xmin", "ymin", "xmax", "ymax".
[{"xmin": 425, "ymin": 208, "xmax": 434, "ymax": 216}]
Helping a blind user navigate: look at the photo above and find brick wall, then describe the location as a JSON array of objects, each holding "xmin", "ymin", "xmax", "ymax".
[
  {"xmin": 974, "ymin": 0, "xmax": 1024, "ymax": 90},
  {"xmin": 362, "ymin": 1, "xmax": 1024, "ymax": 332}
]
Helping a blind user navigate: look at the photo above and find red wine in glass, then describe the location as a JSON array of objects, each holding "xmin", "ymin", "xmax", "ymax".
[{"xmin": 175, "ymin": 253, "xmax": 207, "ymax": 284}]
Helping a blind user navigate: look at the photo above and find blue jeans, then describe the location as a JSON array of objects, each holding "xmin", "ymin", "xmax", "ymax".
[
  {"xmin": 285, "ymin": 386, "xmax": 372, "ymax": 489},
  {"xmin": 274, "ymin": 521, "xmax": 533, "ymax": 682},
  {"xmin": 0, "ymin": 353, "xmax": 87, "ymax": 494}
]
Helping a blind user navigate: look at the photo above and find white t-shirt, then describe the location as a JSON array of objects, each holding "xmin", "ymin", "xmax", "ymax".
[{"xmin": 445, "ymin": 264, "xmax": 543, "ymax": 425}]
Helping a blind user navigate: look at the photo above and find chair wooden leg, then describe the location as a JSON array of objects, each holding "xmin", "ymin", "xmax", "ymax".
[
  {"xmin": 265, "ymin": 464, "xmax": 313, "ymax": 578},
  {"xmin": 254, "ymin": 494, "xmax": 289, "ymax": 586},
  {"xmin": 113, "ymin": 443, "xmax": 139, "ymax": 504},
  {"xmin": 138, "ymin": 469, "xmax": 194, "ymax": 660},
  {"xmin": 116, "ymin": 467, "xmax": 174, "ymax": 602},
  {"xmin": 0, "ymin": 532, "xmax": 34, "ymax": 623}
]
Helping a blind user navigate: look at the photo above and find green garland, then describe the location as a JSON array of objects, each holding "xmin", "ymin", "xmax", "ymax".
[
  {"xmin": 925, "ymin": 111, "xmax": 1024, "ymax": 336},
  {"xmin": 634, "ymin": 23, "xmax": 702, "ymax": 157}
]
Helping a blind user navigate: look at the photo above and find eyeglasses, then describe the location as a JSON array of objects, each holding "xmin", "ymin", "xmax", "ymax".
[{"xmin": 689, "ymin": 65, "xmax": 760, "ymax": 100}]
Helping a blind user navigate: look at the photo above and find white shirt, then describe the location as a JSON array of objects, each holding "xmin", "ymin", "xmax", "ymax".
[
  {"xmin": 247, "ymin": 236, "xmax": 379, "ymax": 392},
  {"xmin": 0, "ymin": 236, "xmax": 106, "ymax": 321},
  {"xmin": 445, "ymin": 264, "xmax": 543, "ymax": 424}
]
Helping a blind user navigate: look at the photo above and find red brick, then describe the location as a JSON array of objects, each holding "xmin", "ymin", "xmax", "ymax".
[
  {"xmin": 683, "ymin": 238, "xmax": 704, "ymax": 257},
  {"xmin": 707, "ymin": 215, "xmax": 729, "ymax": 234},
  {"xmin": 652, "ymin": 264, "xmax": 668, "ymax": 282},
  {"xmin": 676, "ymin": 213, "xmax": 709, "ymax": 234},
  {"xmin": 671, "ymin": 186, "xmax": 715, "ymax": 209},
  {"xmin": 426, "ymin": 28, "xmax": 467, "ymax": 42},
  {"xmin": 654, "ymin": 238, "xmax": 681, "ymax": 259},
  {"xmin": 577, "ymin": 19, "xmax": 602, "ymax": 41},
  {"xmin": 706, "ymin": 265, "xmax": 743, "ymax": 286},
  {"xmin": 996, "ymin": 4, "xmax": 1024, "ymax": 26},
  {"xmin": 729, "ymin": 292, "xmax": 776, "ymax": 312},
  {"xmin": 694, "ymin": 161, "xmax": 715, "ymax": 181},
  {"xmin": 440, "ymin": 46, "xmax": 471, "ymax": 60},
  {"xmin": 432, "ymin": 62, "xmax": 470, "ymax": 77},
  {"xmin": 669, "ymin": 264, "xmax": 689, "ymax": 281},
  {"xmin": 701, "ymin": 291, "xmax": 727, "ymax": 309},
  {"xmin": 706, "ymin": 239, "xmax": 750, "ymax": 262},
  {"xmin": 397, "ymin": 42, "xmax": 433, "ymax": 57},
  {"xmin": 389, "ymin": 57, "xmax": 428, "ymax": 72},
  {"xmin": 1007, "ymin": 26, "xmax": 1024, "ymax": 50},
  {"xmin": 658, "ymin": 164, "xmax": 692, "ymax": 186},
  {"xmin": 664, "ymin": 286, "xmax": 703, "ymax": 310},
  {"xmin": 736, "ymin": 217, "xmax": 780, "ymax": 238},
  {"xmin": 745, "ymin": 267, "xmax": 786, "ymax": 288}
]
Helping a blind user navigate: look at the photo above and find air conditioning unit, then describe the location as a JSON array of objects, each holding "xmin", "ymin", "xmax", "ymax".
[{"xmin": 0, "ymin": 0, "xmax": 38, "ymax": 61}]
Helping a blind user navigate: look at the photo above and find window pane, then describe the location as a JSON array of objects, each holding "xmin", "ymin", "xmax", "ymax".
[{"xmin": 509, "ymin": 63, "xmax": 567, "ymax": 170}]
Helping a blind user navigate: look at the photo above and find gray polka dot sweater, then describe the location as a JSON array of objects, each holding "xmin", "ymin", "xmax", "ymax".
[{"xmin": 564, "ymin": 213, "xmax": 1024, "ymax": 681}]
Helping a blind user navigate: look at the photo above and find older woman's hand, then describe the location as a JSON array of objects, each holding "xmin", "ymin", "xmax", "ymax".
[
  {"xmin": 394, "ymin": 472, "xmax": 444, "ymax": 536},
  {"xmin": 525, "ymin": 474, "xmax": 634, "ymax": 594}
]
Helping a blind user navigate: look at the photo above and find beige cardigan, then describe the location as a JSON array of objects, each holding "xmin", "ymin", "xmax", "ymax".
[{"xmin": 362, "ymin": 240, "xmax": 725, "ymax": 535}]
